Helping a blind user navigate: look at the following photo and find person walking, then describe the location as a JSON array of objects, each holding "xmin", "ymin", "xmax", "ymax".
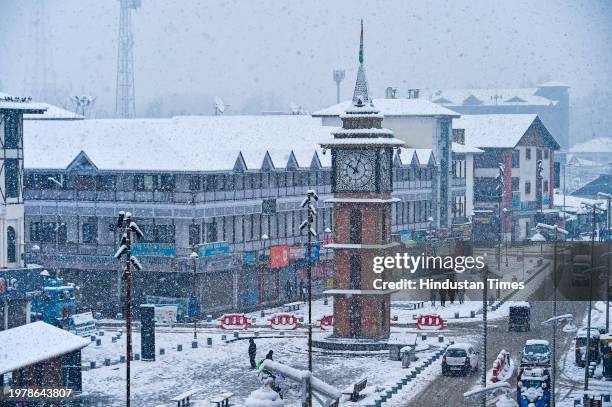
[
  {"xmin": 439, "ymin": 288, "xmax": 447, "ymax": 307},
  {"xmin": 248, "ymin": 338, "xmax": 257, "ymax": 369},
  {"xmin": 429, "ymin": 289, "xmax": 437, "ymax": 306},
  {"xmin": 449, "ymin": 288, "xmax": 456, "ymax": 304},
  {"xmin": 458, "ymin": 287, "xmax": 466, "ymax": 304}
]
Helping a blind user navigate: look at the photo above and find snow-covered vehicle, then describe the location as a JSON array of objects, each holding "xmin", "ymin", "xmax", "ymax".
[
  {"xmin": 520, "ymin": 340, "xmax": 550, "ymax": 367},
  {"xmin": 508, "ymin": 302, "xmax": 531, "ymax": 332},
  {"xmin": 442, "ymin": 343, "xmax": 479, "ymax": 376},
  {"xmin": 575, "ymin": 328, "xmax": 601, "ymax": 366},
  {"xmin": 516, "ymin": 367, "xmax": 551, "ymax": 407},
  {"xmin": 68, "ymin": 311, "xmax": 97, "ymax": 337}
]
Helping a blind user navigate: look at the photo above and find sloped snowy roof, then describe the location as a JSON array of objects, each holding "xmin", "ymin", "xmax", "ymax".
[
  {"xmin": 428, "ymin": 88, "xmax": 556, "ymax": 107},
  {"xmin": 24, "ymin": 103, "xmax": 84, "ymax": 120},
  {"xmin": 569, "ymin": 137, "xmax": 612, "ymax": 153},
  {"xmin": 0, "ymin": 321, "xmax": 89, "ymax": 375},
  {"xmin": 452, "ymin": 142, "xmax": 483, "ymax": 154},
  {"xmin": 0, "ymin": 92, "xmax": 47, "ymax": 112},
  {"xmin": 453, "ymin": 114, "xmax": 538, "ymax": 148},
  {"xmin": 537, "ymin": 81, "xmax": 570, "ymax": 88},
  {"xmin": 312, "ymin": 98, "xmax": 460, "ymax": 117},
  {"xmin": 396, "ymin": 148, "xmax": 435, "ymax": 167},
  {"xmin": 24, "ymin": 115, "xmax": 334, "ymax": 172}
]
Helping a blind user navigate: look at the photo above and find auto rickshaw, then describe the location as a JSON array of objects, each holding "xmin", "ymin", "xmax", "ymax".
[
  {"xmin": 509, "ymin": 302, "xmax": 531, "ymax": 332},
  {"xmin": 601, "ymin": 334, "xmax": 612, "ymax": 378},
  {"xmin": 575, "ymin": 328, "xmax": 601, "ymax": 367}
]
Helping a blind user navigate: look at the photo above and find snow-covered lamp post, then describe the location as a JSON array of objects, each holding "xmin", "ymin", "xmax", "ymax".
[
  {"xmin": 113, "ymin": 211, "xmax": 144, "ymax": 407},
  {"xmin": 190, "ymin": 250, "xmax": 199, "ymax": 341},
  {"xmin": 535, "ymin": 222, "xmax": 568, "ymax": 407},
  {"xmin": 300, "ymin": 189, "xmax": 318, "ymax": 407},
  {"xmin": 596, "ymin": 192, "xmax": 611, "ymax": 332}
]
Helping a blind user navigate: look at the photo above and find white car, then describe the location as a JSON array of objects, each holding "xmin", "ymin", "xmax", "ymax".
[
  {"xmin": 442, "ymin": 343, "xmax": 479, "ymax": 376},
  {"xmin": 520, "ymin": 339, "xmax": 551, "ymax": 367}
]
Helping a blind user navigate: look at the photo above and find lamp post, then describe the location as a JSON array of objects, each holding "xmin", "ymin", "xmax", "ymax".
[
  {"xmin": 535, "ymin": 222, "xmax": 568, "ymax": 407},
  {"xmin": 190, "ymin": 250, "xmax": 199, "ymax": 340},
  {"xmin": 502, "ymin": 208, "xmax": 509, "ymax": 267},
  {"xmin": 300, "ymin": 190, "xmax": 318, "ymax": 407},
  {"xmin": 113, "ymin": 211, "xmax": 144, "ymax": 407},
  {"xmin": 495, "ymin": 163, "xmax": 505, "ymax": 299},
  {"xmin": 596, "ymin": 192, "xmax": 611, "ymax": 332},
  {"xmin": 39, "ymin": 269, "xmax": 50, "ymax": 323}
]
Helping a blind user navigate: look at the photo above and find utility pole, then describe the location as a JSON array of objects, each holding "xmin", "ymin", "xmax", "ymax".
[
  {"xmin": 300, "ymin": 190, "xmax": 318, "ymax": 407},
  {"xmin": 114, "ymin": 211, "xmax": 144, "ymax": 407},
  {"xmin": 597, "ymin": 192, "xmax": 611, "ymax": 332},
  {"xmin": 480, "ymin": 264, "xmax": 488, "ymax": 407},
  {"xmin": 190, "ymin": 250, "xmax": 199, "ymax": 341},
  {"xmin": 496, "ymin": 163, "xmax": 504, "ymax": 299}
]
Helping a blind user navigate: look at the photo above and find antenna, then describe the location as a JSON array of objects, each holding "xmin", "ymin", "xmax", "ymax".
[
  {"xmin": 289, "ymin": 102, "xmax": 301, "ymax": 115},
  {"xmin": 71, "ymin": 95, "xmax": 97, "ymax": 117},
  {"xmin": 214, "ymin": 96, "xmax": 227, "ymax": 115},
  {"xmin": 115, "ymin": 0, "xmax": 141, "ymax": 118}
]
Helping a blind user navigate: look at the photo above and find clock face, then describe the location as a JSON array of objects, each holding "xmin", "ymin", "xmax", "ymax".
[{"xmin": 337, "ymin": 150, "xmax": 374, "ymax": 191}]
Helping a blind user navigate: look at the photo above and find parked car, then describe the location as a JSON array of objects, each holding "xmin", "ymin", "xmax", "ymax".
[
  {"xmin": 520, "ymin": 340, "xmax": 551, "ymax": 367},
  {"xmin": 508, "ymin": 302, "xmax": 531, "ymax": 332},
  {"xmin": 442, "ymin": 343, "xmax": 479, "ymax": 376}
]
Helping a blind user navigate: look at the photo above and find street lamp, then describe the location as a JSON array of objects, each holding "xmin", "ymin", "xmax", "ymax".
[
  {"xmin": 190, "ymin": 250, "xmax": 199, "ymax": 340},
  {"xmin": 580, "ymin": 201, "xmax": 604, "ymax": 393},
  {"xmin": 596, "ymin": 192, "xmax": 611, "ymax": 332},
  {"xmin": 535, "ymin": 222, "xmax": 568, "ymax": 407}
]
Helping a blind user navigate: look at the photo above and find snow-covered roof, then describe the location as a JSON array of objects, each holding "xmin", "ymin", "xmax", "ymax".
[
  {"xmin": 24, "ymin": 115, "xmax": 334, "ymax": 172},
  {"xmin": 453, "ymin": 114, "xmax": 538, "ymax": 148},
  {"xmin": 395, "ymin": 148, "xmax": 436, "ymax": 167},
  {"xmin": 0, "ymin": 321, "xmax": 89, "ymax": 375},
  {"xmin": 553, "ymin": 190, "xmax": 605, "ymax": 213},
  {"xmin": 429, "ymin": 88, "xmax": 557, "ymax": 107},
  {"xmin": 24, "ymin": 103, "xmax": 84, "ymax": 120},
  {"xmin": 452, "ymin": 142, "xmax": 483, "ymax": 154},
  {"xmin": 525, "ymin": 339, "xmax": 549, "ymax": 346},
  {"xmin": 537, "ymin": 81, "xmax": 570, "ymax": 88},
  {"xmin": 312, "ymin": 98, "xmax": 460, "ymax": 117},
  {"xmin": 446, "ymin": 342, "xmax": 472, "ymax": 350},
  {"xmin": 0, "ymin": 92, "xmax": 47, "ymax": 112},
  {"xmin": 569, "ymin": 137, "xmax": 612, "ymax": 153}
]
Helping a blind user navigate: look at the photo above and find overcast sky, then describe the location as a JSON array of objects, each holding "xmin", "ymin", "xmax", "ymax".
[{"xmin": 1, "ymin": 0, "xmax": 611, "ymax": 125}]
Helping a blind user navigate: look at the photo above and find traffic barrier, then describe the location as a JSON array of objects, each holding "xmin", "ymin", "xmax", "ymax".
[
  {"xmin": 491, "ymin": 349, "xmax": 512, "ymax": 383},
  {"xmin": 219, "ymin": 314, "xmax": 250, "ymax": 330},
  {"xmin": 269, "ymin": 313, "xmax": 299, "ymax": 330},
  {"xmin": 318, "ymin": 315, "xmax": 333, "ymax": 330},
  {"xmin": 416, "ymin": 314, "xmax": 445, "ymax": 330}
]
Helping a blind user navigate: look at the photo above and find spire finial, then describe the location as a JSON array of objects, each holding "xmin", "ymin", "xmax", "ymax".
[{"xmin": 359, "ymin": 19, "xmax": 364, "ymax": 64}]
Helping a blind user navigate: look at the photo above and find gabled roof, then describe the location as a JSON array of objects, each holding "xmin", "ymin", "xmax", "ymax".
[
  {"xmin": 569, "ymin": 137, "xmax": 612, "ymax": 153},
  {"xmin": 454, "ymin": 114, "xmax": 542, "ymax": 149},
  {"xmin": 429, "ymin": 88, "xmax": 556, "ymax": 107},
  {"xmin": 313, "ymin": 98, "xmax": 460, "ymax": 118},
  {"xmin": 0, "ymin": 92, "xmax": 47, "ymax": 112},
  {"xmin": 0, "ymin": 321, "xmax": 89, "ymax": 375},
  {"xmin": 24, "ymin": 103, "xmax": 84, "ymax": 120}
]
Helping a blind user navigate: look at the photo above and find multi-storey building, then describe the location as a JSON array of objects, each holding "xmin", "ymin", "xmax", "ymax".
[
  {"xmin": 0, "ymin": 93, "xmax": 46, "ymax": 330},
  {"xmin": 454, "ymin": 114, "xmax": 560, "ymax": 241},
  {"xmin": 22, "ymin": 112, "xmax": 469, "ymax": 316}
]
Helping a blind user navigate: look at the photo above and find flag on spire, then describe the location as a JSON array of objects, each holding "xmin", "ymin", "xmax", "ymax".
[{"xmin": 359, "ymin": 19, "xmax": 364, "ymax": 64}]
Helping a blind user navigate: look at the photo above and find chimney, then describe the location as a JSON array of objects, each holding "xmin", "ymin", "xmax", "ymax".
[
  {"xmin": 385, "ymin": 87, "xmax": 397, "ymax": 99},
  {"xmin": 407, "ymin": 89, "xmax": 420, "ymax": 99}
]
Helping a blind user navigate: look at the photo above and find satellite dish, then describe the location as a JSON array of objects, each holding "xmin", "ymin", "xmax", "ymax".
[{"xmin": 215, "ymin": 96, "xmax": 226, "ymax": 115}]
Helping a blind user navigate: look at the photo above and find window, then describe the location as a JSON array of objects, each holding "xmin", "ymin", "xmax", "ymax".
[
  {"xmin": 525, "ymin": 148, "xmax": 531, "ymax": 160},
  {"xmin": 159, "ymin": 175, "xmax": 175, "ymax": 191},
  {"xmin": 525, "ymin": 181, "xmax": 531, "ymax": 194},
  {"xmin": 544, "ymin": 150, "xmax": 549, "ymax": 159},
  {"xmin": 134, "ymin": 175, "xmax": 145, "ymax": 191},
  {"xmin": 4, "ymin": 159, "xmax": 19, "ymax": 198},
  {"xmin": 543, "ymin": 180, "xmax": 549, "ymax": 194},
  {"xmin": 82, "ymin": 219, "xmax": 97, "ymax": 244},
  {"xmin": 205, "ymin": 220, "xmax": 218, "ymax": 242},
  {"xmin": 381, "ymin": 209, "xmax": 387, "ymax": 241},
  {"xmin": 4, "ymin": 113, "xmax": 19, "ymax": 149},
  {"xmin": 189, "ymin": 223, "xmax": 201, "ymax": 246},
  {"xmin": 7, "ymin": 227, "xmax": 16, "ymax": 263},
  {"xmin": 349, "ymin": 209, "xmax": 362, "ymax": 244},
  {"xmin": 30, "ymin": 222, "xmax": 41, "ymax": 241},
  {"xmin": 512, "ymin": 150, "xmax": 520, "ymax": 168},
  {"xmin": 96, "ymin": 175, "xmax": 116, "ymax": 191},
  {"xmin": 205, "ymin": 175, "xmax": 216, "ymax": 192},
  {"xmin": 142, "ymin": 224, "xmax": 175, "ymax": 243},
  {"xmin": 75, "ymin": 175, "xmax": 96, "ymax": 191},
  {"xmin": 189, "ymin": 176, "xmax": 201, "ymax": 191}
]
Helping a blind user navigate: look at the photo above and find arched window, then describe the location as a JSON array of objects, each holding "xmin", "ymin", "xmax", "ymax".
[
  {"xmin": 349, "ymin": 209, "xmax": 362, "ymax": 244},
  {"xmin": 7, "ymin": 227, "xmax": 16, "ymax": 263},
  {"xmin": 349, "ymin": 254, "xmax": 361, "ymax": 289}
]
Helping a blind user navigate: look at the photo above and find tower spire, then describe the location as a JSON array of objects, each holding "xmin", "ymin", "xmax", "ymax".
[{"xmin": 352, "ymin": 19, "xmax": 371, "ymax": 107}]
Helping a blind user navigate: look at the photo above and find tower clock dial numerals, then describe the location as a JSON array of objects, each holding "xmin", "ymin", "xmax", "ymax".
[{"xmin": 339, "ymin": 151, "xmax": 374, "ymax": 189}]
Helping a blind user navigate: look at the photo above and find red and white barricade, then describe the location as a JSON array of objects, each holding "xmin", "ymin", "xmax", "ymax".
[
  {"xmin": 269, "ymin": 313, "xmax": 299, "ymax": 330},
  {"xmin": 416, "ymin": 314, "xmax": 445, "ymax": 330},
  {"xmin": 491, "ymin": 350, "xmax": 512, "ymax": 383},
  {"xmin": 219, "ymin": 314, "xmax": 250, "ymax": 330},
  {"xmin": 318, "ymin": 315, "xmax": 333, "ymax": 330}
]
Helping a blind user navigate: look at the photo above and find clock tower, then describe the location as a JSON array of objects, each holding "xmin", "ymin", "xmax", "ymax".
[{"xmin": 321, "ymin": 21, "xmax": 404, "ymax": 339}]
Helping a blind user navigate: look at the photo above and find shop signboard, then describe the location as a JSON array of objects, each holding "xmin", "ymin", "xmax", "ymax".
[
  {"xmin": 131, "ymin": 243, "xmax": 176, "ymax": 257},
  {"xmin": 243, "ymin": 251, "xmax": 259, "ymax": 266},
  {"xmin": 289, "ymin": 246, "xmax": 303, "ymax": 260},
  {"xmin": 198, "ymin": 241, "xmax": 230, "ymax": 257},
  {"xmin": 203, "ymin": 253, "xmax": 241, "ymax": 273},
  {"xmin": 269, "ymin": 245, "xmax": 290, "ymax": 268},
  {"xmin": 303, "ymin": 242, "xmax": 320, "ymax": 261}
]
